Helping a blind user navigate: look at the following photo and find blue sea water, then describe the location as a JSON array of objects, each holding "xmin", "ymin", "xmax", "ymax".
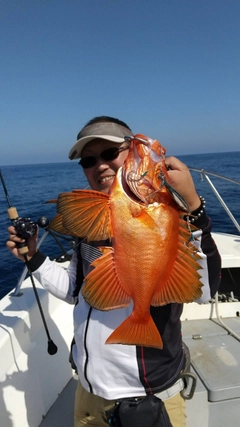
[{"xmin": 0, "ymin": 152, "xmax": 240, "ymax": 299}]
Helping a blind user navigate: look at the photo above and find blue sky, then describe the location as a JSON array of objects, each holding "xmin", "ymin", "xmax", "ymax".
[{"xmin": 1, "ymin": 0, "xmax": 240, "ymax": 165}]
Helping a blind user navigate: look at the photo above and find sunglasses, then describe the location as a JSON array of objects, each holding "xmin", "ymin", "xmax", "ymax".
[{"xmin": 79, "ymin": 145, "xmax": 129, "ymax": 169}]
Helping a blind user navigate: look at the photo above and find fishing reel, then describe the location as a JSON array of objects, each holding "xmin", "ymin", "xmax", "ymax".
[
  {"xmin": 13, "ymin": 215, "xmax": 51, "ymax": 239},
  {"xmin": 13, "ymin": 217, "xmax": 38, "ymax": 239}
]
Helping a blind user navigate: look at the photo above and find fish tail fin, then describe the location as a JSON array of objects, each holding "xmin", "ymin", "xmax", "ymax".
[{"xmin": 105, "ymin": 314, "xmax": 163, "ymax": 349}]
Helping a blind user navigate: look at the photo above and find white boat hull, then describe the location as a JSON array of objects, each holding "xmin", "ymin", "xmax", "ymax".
[{"xmin": 0, "ymin": 270, "xmax": 73, "ymax": 427}]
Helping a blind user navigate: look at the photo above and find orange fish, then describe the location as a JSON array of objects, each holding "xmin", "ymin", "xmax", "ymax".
[{"xmin": 49, "ymin": 134, "xmax": 202, "ymax": 349}]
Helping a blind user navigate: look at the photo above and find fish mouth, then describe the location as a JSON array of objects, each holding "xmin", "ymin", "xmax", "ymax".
[
  {"xmin": 121, "ymin": 168, "xmax": 157, "ymax": 204},
  {"xmin": 126, "ymin": 172, "xmax": 154, "ymax": 203},
  {"xmin": 122, "ymin": 134, "xmax": 167, "ymax": 204}
]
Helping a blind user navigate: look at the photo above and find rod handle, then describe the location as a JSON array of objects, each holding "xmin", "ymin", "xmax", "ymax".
[
  {"xmin": 7, "ymin": 206, "xmax": 18, "ymax": 220},
  {"xmin": 7, "ymin": 206, "xmax": 29, "ymax": 254},
  {"xmin": 17, "ymin": 243, "xmax": 29, "ymax": 255}
]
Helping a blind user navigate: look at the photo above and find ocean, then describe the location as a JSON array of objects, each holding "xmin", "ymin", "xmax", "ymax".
[{"xmin": 0, "ymin": 152, "xmax": 240, "ymax": 299}]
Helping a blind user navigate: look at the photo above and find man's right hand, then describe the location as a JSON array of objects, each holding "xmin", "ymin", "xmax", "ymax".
[{"xmin": 6, "ymin": 225, "xmax": 39, "ymax": 262}]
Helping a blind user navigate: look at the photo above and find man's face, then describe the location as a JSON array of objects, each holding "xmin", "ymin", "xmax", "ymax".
[{"xmin": 81, "ymin": 139, "xmax": 129, "ymax": 193}]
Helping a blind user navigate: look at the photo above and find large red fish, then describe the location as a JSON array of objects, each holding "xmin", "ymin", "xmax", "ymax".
[{"xmin": 49, "ymin": 134, "xmax": 202, "ymax": 349}]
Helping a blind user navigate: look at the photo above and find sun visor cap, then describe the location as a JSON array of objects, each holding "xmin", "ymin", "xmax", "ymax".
[{"xmin": 68, "ymin": 122, "xmax": 133, "ymax": 160}]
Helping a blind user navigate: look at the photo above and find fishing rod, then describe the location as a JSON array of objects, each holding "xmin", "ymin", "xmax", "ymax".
[{"xmin": 0, "ymin": 169, "xmax": 58, "ymax": 355}]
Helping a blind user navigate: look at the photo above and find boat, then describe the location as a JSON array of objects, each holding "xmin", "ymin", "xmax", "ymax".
[{"xmin": 0, "ymin": 168, "xmax": 240, "ymax": 427}]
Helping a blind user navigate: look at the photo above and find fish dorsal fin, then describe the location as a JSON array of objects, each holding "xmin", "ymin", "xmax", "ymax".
[
  {"xmin": 82, "ymin": 247, "xmax": 131, "ymax": 310},
  {"xmin": 151, "ymin": 218, "xmax": 203, "ymax": 305},
  {"xmin": 57, "ymin": 190, "xmax": 112, "ymax": 241}
]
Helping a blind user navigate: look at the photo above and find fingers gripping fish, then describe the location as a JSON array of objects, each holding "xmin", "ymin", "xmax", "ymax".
[{"xmin": 48, "ymin": 134, "xmax": 203, "ymax": 349}]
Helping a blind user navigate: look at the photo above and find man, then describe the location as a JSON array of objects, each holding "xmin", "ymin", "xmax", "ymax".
[{"xmin": 7, "ymin": 116, "xmax": 221, "ymax": 427}]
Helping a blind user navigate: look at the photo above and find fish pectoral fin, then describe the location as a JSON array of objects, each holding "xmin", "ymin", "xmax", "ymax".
[
  {"xmin": 57, "ymin": 190, "xmax": 112, "ymax": 240},
  {"xmin": 45, "ymin": 198, "xmax": 57, "ymax": 204},
  {"xmin": 82, "ymin": 247, "xmax": 131, "ymax": 310},
  {"xmin": 106, "ymin": 313, "xmax": 163, "ymax": 349},
  {"xmin": 48, "ymin": 213, "xmax": 74, "ymax": 236},
  {"xmin": 152, "ymin": 265, "xmax": 202, "ymax": 306},
  {"xmin": 152, "ymin": 223, "xmax": 203, "ymax": 305}
]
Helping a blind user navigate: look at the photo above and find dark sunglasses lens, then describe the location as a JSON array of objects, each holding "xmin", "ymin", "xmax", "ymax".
[
  {"xmin": 101, "ymin": 147, "xmax": 120, "ymax": 161},
  {"xmin": 79, "ymin": 156, "xmax": 97, "ymax": 169},
  {"xmin": 79, "ymin": 147, "xmax": 124, "ymax": 169}
]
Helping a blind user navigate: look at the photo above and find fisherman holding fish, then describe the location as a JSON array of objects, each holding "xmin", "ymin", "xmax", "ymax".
[{"xmin": 7, "ymin": 116, "xmax": 221, "ymax": 427}]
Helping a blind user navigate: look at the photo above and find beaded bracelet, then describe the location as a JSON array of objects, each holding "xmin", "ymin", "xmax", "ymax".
[{"xmin": 189, "ymin": 196, "xmax": 206, "ymax": 223}]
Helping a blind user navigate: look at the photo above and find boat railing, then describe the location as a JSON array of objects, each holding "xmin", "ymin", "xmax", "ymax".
[
  {"xmin": 189, "ymin": 168, "xmax": 240, "ymax": 342},
  {"xmin": 189, "ymin": 167, "xmax": 240, "ymax": 234}
]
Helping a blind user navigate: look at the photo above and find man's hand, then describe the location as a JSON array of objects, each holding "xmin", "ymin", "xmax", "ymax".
[
  {"xmin": 6, "ymin": 225, "xmax": 38, "ymax": 262},
  {"xmin": 165, "ymin": 156, "xmax": 200, "ymax": 212}
]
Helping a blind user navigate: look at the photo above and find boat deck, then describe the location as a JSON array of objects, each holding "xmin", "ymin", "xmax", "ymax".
[
  {"xmin": 39, "ymin": 375, "xmax": 77, "ymax": 427},
  {"xmin": 38, "ymin": 312, "xmax": 240, "ymax": 427},
  {"xmin": 37, "ymin": 232, "xmax": 240, "ymax": 427}
]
